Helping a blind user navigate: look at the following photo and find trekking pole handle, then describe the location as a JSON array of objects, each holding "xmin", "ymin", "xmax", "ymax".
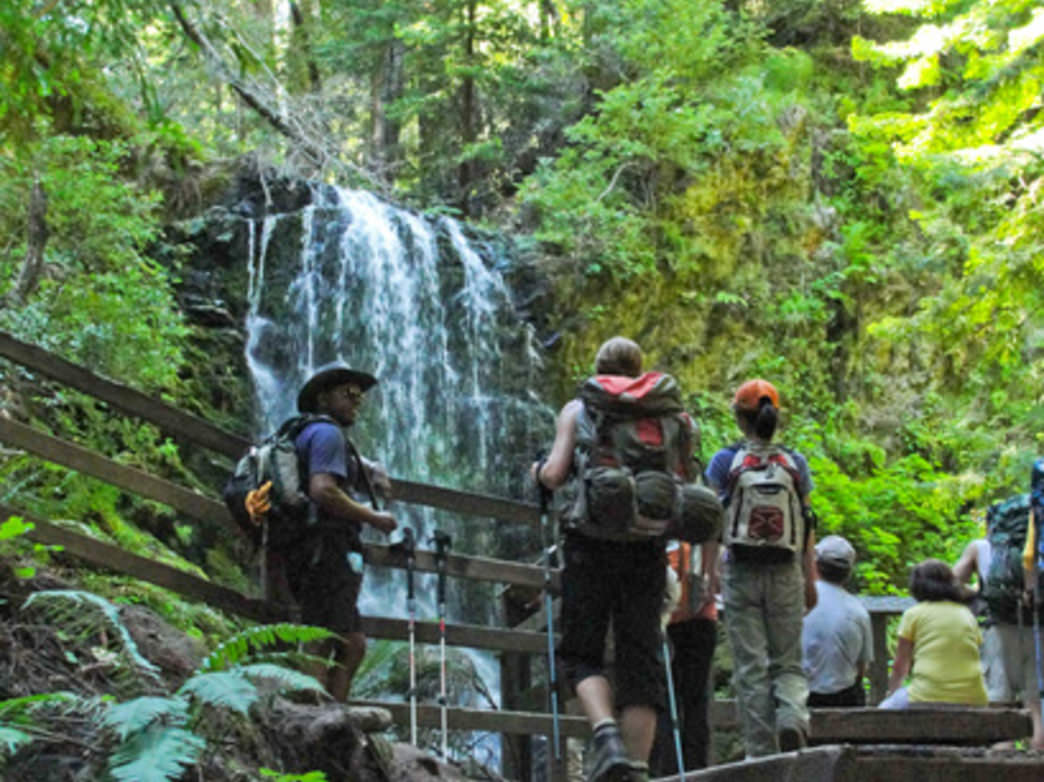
[
  {"xmin": 401, "ymin": 527, "xmax": 416, "ymax": 601},
  {"xmin": 432, "ymin": 530, "xmax": 451, "ymax": 604}
]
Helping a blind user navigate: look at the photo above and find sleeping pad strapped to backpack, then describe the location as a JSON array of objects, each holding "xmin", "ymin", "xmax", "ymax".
[{"xmin": 559, "ymin": 372, "xmax": 722, "ymax": 544}]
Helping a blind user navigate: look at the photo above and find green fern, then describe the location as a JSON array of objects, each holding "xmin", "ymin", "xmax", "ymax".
[
  {"xmin": 22, "ymin": 590, "xmax": 162, "ymax": 691},
  {"xmin": 200, "ymin": 623, "xmax": 334, "ymax": 671},
  {"xmin": 260, "ymin": 770, "xmax": 329, "ymax": 781},
  {"xmin": 0, "ymin": 693, "xmax": 101, "ymax": 768},
  {"xmin": 107, "ymin": 724, "xmax": 205, "ymax": 782},
  {"xmin": 178, "ymin": 671, "xmax": 258, "ymax": 715},
  {"xmin": 0, "ymin": 725, "xmax": 33, "ymax": 758},
  {"xmin": 237, "ymin": 663, "xmax": 326, "ymax": 695},
  {"xmin": 0, "ymin": 692, "xmax": 79, "ymax": 723},
  {"xmin": 102, "ymin": 696, "xmax": 188, "ymax": 741}
]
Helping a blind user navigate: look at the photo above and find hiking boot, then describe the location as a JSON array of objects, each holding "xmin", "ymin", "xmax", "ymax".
[
  {"xmin": 583, "ymin": 722, "xmax": 632, "ymax": 782},
  {"xmin": 778, "ymin": 725, "xmax": 807, "ymax": 752}
]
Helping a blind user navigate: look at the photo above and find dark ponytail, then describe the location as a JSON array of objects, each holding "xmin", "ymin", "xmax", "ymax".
[
  {"xmin": 753, "ymin": 400, "xmax": 778, "ymax": 440},
  {"xmin": 737, "ymin": 399, "xmax": 778, "ymax": 440}
]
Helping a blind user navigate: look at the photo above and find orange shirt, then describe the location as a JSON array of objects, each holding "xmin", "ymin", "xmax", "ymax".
[{"xmin": 669, "ymin": 542, "xmax": 717, "ymax": 624}]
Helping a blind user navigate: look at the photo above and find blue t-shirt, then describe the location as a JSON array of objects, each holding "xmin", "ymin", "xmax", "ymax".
[{"xmin": 295, "ymin": 421, "xmax": 362, "ymax": 537}]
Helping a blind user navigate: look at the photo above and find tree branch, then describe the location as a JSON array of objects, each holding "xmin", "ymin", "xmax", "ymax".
[
  {"xmin": 7, "ymin": 178, "xmax": 48, "ymax": 306},
  {"xmin": 170, "ymin": 1, "xmax": 325, "ymax": 167}
]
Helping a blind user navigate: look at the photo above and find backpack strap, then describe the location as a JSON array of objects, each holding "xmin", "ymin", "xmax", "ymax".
[
  {"xmin": 284, "ymin": 414, "xmax": 381, "ymax": 511},
  {"xmin": 344, "ymin": 437, "xmax": 381, "ymax": 511}
]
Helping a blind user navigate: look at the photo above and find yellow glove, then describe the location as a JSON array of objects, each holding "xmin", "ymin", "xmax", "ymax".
[{"xmin": 245, "ymin": 481, "xmax": 272, "ymax": 524}]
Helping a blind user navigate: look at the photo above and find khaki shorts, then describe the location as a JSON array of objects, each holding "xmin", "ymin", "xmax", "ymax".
[{"xmin": 995, "ymin": 622, "xmax": 1044, "ymax": 701}]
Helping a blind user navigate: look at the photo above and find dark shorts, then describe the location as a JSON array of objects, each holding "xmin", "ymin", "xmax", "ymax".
[
  {"xmin": 557, "ymin": 532, "xmax": 667, "ymax": 712},
  {"xmin": 286, "ymin": 532, "xmax": 364, "ymax": 635},
  {"xmin": 808, "ymin": 679, "xmax": 865, "ymax": 707}
]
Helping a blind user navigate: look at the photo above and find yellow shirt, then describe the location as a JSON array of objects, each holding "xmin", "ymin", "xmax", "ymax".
[{"xmin": 897, "ymin": 601, "xmax": 987, "ymax": 706}]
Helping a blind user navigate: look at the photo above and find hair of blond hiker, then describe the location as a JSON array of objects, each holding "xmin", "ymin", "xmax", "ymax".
[{"xmin": 594, "ymin": 336, "xmax": 642, "ymax": 377}]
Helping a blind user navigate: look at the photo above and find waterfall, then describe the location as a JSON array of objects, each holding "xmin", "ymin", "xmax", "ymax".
[{"xmin": 240, "ymin": 185, "xmax": 552, "ymax": 753}]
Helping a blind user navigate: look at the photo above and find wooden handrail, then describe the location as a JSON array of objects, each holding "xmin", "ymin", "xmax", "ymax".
[
  {"xmin": 0, "ymin": 418, "xmax": 559, "ymax": 592},
  {"xmin": 1, "ymin": 503, "xmax": 556, "ymax": 654},
  {"xmin": 0, "ymin": 331, "xmax": 540, "ymax": 526}
]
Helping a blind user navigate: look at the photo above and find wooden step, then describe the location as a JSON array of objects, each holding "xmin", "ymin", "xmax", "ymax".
[{"xmin": 668, "ymin": 744, "xmax": 1044, "ymax": 782}]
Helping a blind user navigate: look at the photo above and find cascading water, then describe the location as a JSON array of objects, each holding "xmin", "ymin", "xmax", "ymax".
[{"xmin": 240, "ymin": 185, "xmax": 552, "ymax": 765}]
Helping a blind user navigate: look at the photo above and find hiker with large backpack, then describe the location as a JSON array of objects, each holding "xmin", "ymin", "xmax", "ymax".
[
  {"xmin": 531, "ymin": 336, "xmax": 722, "ymax": 782},
  {"xmin": 981, "ymin": 486, "xmax": 1044, "ymax": 748},
  {"xmin": 952, "ymin": 533, "xmax": 1014, "ymax": 703},
  {"xmin": 232, "ymin": 362, "xmax": 398, "ymax": 702},
  {"xmin": 705, "ymin": 378, "xmax": 816, "ymax": 757}
]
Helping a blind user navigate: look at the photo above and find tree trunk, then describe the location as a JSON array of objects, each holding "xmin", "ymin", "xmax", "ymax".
[
  {"xmin": 8, "ymin": 178, "xmax": 49, "ymax": 306},
  {"xmin": 457, "ymin": 0, "xmax": 478, "ymax": 207},
  {"xmin": 288, "ymin": 0, "xmax": 321, "ymax": 93},
  {"xmin": 370, "ymin": 37, "xmax": 405, "ymax": 181}
]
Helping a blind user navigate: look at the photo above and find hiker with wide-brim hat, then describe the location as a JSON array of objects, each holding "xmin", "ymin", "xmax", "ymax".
[
  {"xmin": 282, "ymin": 361, "xmax": 397, "ymax": 701},
  {"xmin": 705, "ymin": 378, "xmax": 816, "ymax": 757}
]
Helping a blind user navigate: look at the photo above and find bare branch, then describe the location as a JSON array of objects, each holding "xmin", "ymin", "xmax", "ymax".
[{"xmin": 7, "ymin": 177, "xmax": 49, "ymax": 306}]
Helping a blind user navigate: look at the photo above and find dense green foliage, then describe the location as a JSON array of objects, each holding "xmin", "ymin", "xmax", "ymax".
[
  {"xmin": 0, "ymin": 590, "xmax": 330, "ymax": 781},
  {"xmin": 0, "ymin": 0, "xmax": 1041, "ymax": 641}
]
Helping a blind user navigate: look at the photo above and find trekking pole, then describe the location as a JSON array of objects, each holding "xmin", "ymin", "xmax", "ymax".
[
  {"xmin": 537, "ymin": 476, "xmax": 562, "ymax": 770},
  {"xmin": 663, "ymin": 547, "xmax": 689, "ymax": 782},
  {"xmin": 432, "ymin": 529, "xmax": 452, "ymax": 762},
  {"xmin": 661, "ymin": 631, "xmax": 686, "ymax": 781},
  {"xmin": 391, "ymin": 527, "xmax": 418, "ymax": 745}
]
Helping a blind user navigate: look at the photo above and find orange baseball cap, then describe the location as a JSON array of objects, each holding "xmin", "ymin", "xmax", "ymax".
[{"xmin": 732, "ymin": 378, "xmax": 780, "ymax": 412}]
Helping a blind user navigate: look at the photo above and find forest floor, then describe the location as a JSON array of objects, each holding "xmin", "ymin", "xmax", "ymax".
[{"xmin": 0, "ymin": 558, "xmax": 477, "ymax": 782}]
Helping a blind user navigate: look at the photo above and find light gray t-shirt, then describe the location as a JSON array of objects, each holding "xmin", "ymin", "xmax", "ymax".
[{"xmin": 801, "ymin": 580, "xmax": 874, "ymax": 694}]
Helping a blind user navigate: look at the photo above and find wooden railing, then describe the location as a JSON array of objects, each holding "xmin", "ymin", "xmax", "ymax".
[{"xmin": 0, "ymin": 331, "xmax": 960, "ymax": 775}]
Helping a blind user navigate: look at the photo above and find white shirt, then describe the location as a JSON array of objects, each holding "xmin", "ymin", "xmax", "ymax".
[{"xmin": 801, "ymin": 580, "xmax": 874, "ymax": 694}]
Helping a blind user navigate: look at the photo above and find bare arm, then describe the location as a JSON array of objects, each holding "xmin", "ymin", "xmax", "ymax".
[
  {"xmin": 803, "ymin": 519, "xmax": 818, "ymax": 611},
  {"xmin": 309, "ymin": 472, "xmax": 397, "ymax": 533},
  {"xmin": 532, "ymin": 400, "xmax": 581, "ymax": 489},
  {"xmin": 953, "ymin": 540, "xmax": 979, "ymax": 586},
  {"xmin": 887, "ymin": 635, "xmax": 913, "ymax": 696}
]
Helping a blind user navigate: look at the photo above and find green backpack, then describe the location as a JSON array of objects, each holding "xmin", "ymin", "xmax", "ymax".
[
  {"xmin": 560, "ymin": 372, "xmax": 722, "ymax": 544},
  {"xmin": 981, "ymin": 493, "xmax": 1038, "ymax": 623}
]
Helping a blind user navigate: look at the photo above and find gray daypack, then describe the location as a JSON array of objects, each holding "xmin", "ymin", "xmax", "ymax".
[{"xmin": 222, "ymin": 414, "xmax": 335, "ymax": 546}]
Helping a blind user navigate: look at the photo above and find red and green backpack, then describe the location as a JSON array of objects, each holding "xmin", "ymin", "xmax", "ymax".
[{"xmin": 560, "ymin": 372, "xmax": 721, "ymax": 544}]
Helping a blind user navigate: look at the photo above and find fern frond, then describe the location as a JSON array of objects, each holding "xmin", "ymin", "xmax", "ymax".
[
  {"xmin": 200, "ymin": 623, "xmax": 335, "ymax": 671},
  {"xmin": 0, "ymin": 725, "xmax": 33, "ymax": 758},
  {"xmin": 237, "ymin": 663, "xmax": 327, "ymax": 695},
  {"xmin": 260, "ymin": 769, "xmax": 329, "ymax": 781},
  {"xmin": 108, "ymin": 725, "xmax": 205, "ymax": 782},
  {"xmin": 22, "ymin": 590, "xmax": 161, "ymax": 691},
  {"xmin": 102, "ymin": 696, "xmax": 189, "ymax": 742},
  {"xmin": 178, "ymin": 671, "xmax": 258, "ymax": 715},
  {"xmin": 0, "ymin": 692, "xmax": 78, "ymax": 723},
  {"xmin": 227, "ymin": 649, "xmax": 332, "ymax": 672}
]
